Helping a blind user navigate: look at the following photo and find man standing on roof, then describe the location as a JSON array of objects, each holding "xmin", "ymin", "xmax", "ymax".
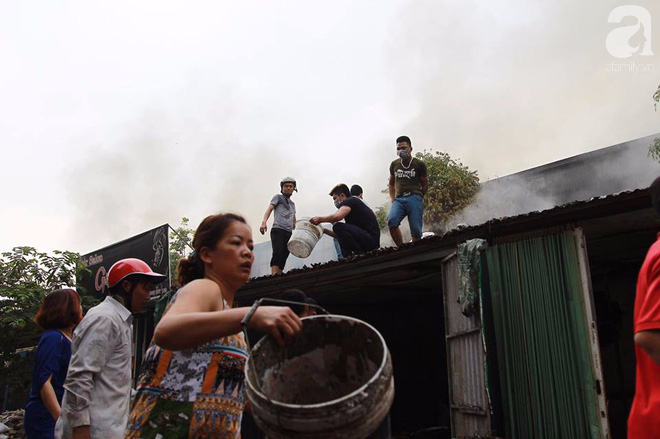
[
  {"xmin": 310, "ymin": 183, "xmax": 380, "ymax": 256},
  {"xmin": 388, "ymin": 135, "xmax": 428, "ymax": 247},
  {"xmin": 260, "ymin": 177, "xmax": 297, "ymax": 274},
  {"xmin": 628, "ymin": 177, "xmax": 660, "ymax": 438},
  {"xmin": 55, "ymin": 258, "xmax": 165, "ymax": 439}
]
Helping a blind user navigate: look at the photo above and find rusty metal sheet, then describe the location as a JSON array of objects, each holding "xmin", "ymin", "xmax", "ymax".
[{"xmin": 443, "ymin": 255, "xmax": 491, "ymax": 438}]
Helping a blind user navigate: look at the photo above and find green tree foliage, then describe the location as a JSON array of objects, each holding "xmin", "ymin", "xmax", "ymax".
[
  {"xmin": 649, "ymin": 84, "xmax": 660, "ymax": 162},
  {"xmin": 375, "ymin": 201, "xmax": 389, "ymax": 230},
  {"xmin": 0, "ymin": 247, "xmax": 97, "ymax": 409},
  {"xmin": 376, "ymin": 150, "xmax": 480, "ymax": 230},
  {"xmin": 153, "ymin": 218, "xmax": 195, "ymax": 325},
  {"xmin": 418, "ymin": 150, "xmax": 480, "ymax": 225},
  {"xmin": 169, "ymin": 217, "xmax": 194, "ymax": 287}
]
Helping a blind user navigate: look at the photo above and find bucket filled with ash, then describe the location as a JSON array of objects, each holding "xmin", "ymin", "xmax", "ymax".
[{"xmin": 245, "ymin": 315, "xmax": 394, "ymax": 439}]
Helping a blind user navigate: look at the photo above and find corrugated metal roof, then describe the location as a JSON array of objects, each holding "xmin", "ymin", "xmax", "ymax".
[
  {"xmin": 243, "ymin": 188, "xmax": 650, "ymax": 285},
  {"xmin": 443, "ymin": 188, "xmax": 649, "ymax": 236},
  {"xmin": 482, "ymin": 135, "xmax": 659, "ymax": 206}
]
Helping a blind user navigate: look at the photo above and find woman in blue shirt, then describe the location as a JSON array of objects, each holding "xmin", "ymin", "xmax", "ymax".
[{"xmin": 24, "ymin": 288, "xmax": 83, "ymax": 438}]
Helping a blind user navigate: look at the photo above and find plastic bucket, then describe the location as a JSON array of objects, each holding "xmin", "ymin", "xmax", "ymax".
[
  {"xmin": 245, "ymin": 315, "xmax": 395, "ymax": 439},
  {"xmin": 287, "ymin": 218, "xmax": 324, "ymax": 258}
]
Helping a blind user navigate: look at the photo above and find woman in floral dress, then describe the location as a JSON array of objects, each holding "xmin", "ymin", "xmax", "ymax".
[{"xmin": 126, "ymin": 213, "xmax": 302, "ymax": 438}]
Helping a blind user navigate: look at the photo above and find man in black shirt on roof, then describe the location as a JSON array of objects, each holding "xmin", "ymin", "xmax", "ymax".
[{"xmin": 310, "ymin": 183, "xmax": 380, "ymax": 256}]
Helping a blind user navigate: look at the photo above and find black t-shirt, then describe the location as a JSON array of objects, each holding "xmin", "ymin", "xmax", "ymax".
[{"xmin": 340, "ymin": 197, "xmax": 380, "ymax": 242}]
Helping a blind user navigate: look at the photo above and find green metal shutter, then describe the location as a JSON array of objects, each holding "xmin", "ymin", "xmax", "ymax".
[{"xmin": 485, "ymin": 230, "xmax": 604, "ymax": 439}]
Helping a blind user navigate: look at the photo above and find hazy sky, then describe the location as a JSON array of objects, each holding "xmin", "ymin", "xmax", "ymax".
[{"xmin": 1, "ymin": 0, "xmax": 658, "ymax": 254}]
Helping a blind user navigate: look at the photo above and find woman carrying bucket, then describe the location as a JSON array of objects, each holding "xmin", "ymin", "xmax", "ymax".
[{"xmin": 125, "ymin": 213, "xmax": 302, "ymax": 438}]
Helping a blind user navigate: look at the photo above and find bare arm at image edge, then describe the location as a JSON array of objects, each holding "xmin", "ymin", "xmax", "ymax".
[
  {"xmin": 635, "ymin": 262, "xmax": 660, "ymax": 364},
  {"xmin": 635, "ymin": 330, "xmax": 660, "ymax": 364}
]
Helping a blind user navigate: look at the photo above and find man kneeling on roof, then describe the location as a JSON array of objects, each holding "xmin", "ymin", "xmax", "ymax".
[{"xmin": 311, "ymin": 183, "xmax": 380, "ymax": 257}]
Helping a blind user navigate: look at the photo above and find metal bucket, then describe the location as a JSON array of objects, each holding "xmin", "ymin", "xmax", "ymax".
[
  {"xmin": 287, "ymin": 218, "xmax": 324, "ymax": 258},
  {"xmin": 245, "ymin": 315, "xmax": 394, "ymax": 439}
]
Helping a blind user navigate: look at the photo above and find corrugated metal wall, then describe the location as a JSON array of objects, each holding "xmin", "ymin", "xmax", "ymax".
[
  {"xmin": 442, "ymin": 254, "xmax": 492, "ymax": 437},
  {"xmin": 485, "ymin": 229, "xmax": 608, "ymax": 438}
]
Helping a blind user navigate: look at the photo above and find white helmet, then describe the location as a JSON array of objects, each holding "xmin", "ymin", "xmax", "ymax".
[{"xmin": 280, "ymin": 176, "xmax": 298, "ymax": 192}]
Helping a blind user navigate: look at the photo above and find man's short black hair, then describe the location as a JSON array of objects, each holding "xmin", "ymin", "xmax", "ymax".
[
  {"xmin": 651, "ymin": 176, "xmax": 660, "ymax": 215},
  {"xmin": 350, "ymin": 184, "xmax": 363, "ymax": 197},
  {"xmin": 279, "ymin": 289, "xmax": 307, "ymax": 316},
  {"xmin": 396, "ymin": 135, "xmax": 412, "ymax": 146},
  {"xmin": 329, "ymin": 183, "xmax": 351, "ymax": 197}
]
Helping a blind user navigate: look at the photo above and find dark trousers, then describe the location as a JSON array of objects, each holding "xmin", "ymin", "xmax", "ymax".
[
  {"xmin": 270, "ymin": 228, "xmax": 291, "ymax": 269},
  {"xmin": 333, "ymin": 223, "xmax": 378, "ymax": 256}
]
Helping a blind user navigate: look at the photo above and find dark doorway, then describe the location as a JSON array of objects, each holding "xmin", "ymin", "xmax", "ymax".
[
  {"xmin": 240, "ymin": 265, "xmax": 451, "ymax": 438},
  {"xmin": 585, "ymin": 222, "xmax": 659, "ymax": 439}
]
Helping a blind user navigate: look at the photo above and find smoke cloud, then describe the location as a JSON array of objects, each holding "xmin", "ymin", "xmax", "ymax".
[
  {"xmin": 2, "ymin": 0, "xmax": 659, "ymax": 253},
  {"xmin": 385, "ymin": 0, "xmax": 659, "ymax": 178}
]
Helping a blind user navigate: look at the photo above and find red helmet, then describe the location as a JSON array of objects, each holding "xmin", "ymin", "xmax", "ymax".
[{"xmin": 107, "ymin": 258, "xmax": 166, "ymax": 288}]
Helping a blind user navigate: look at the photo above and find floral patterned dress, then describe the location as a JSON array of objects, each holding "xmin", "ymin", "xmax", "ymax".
[{"xmin": 126, "ymin": 297, "xmax": 248, "ymax": 438}]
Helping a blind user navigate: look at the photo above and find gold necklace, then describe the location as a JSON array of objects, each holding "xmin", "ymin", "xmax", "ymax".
[{"xmin": 400, "ymin": 157, "xmax": 413, "ymax": 169}]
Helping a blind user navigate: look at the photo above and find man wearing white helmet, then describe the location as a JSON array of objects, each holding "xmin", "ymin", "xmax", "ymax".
[{"xmin": 260, "ymin": 177, "xmax": 297, "ymax": 274}]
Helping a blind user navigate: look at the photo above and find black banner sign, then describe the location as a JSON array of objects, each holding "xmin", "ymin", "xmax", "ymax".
[{"xmin": 80, "ymin": 224, "xmax": 170, "ymax": 299}]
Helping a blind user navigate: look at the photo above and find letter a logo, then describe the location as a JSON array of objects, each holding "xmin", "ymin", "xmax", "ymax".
[{"xmin": 606, "ymin": 5, "xmax": 654, "ymax": 59}]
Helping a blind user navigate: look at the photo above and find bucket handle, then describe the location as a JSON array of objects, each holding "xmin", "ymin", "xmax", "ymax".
[
  {"xmin": 241, "ymin": 298, "xmax": 329, "ymax": 332},
  {"xmin": 241, "ymin": 298, "xmax": 329, "ymax": 387},
  {"xmin": 241, "ymin": 298, "xmax": 330, "ymax": 429}
]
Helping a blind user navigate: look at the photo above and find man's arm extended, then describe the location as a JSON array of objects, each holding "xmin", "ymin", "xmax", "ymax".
[{"xmin": 310, "ymin": 206, "xmax": 351, "ymax": 225}]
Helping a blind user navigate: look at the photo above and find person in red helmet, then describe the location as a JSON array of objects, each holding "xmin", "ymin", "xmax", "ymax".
[{"xmin": 55, "ymin": 258, "xmax": 165, "ymax": 439}]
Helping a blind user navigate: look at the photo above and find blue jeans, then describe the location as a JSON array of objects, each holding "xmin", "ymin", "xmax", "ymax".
[
  {"xmin": 387, "ymin": 194, "xmax": 423, "ymax": 238},
  {"xmin": 333, "ymin": 237, "xmax": 344, "ymax": 260}
]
